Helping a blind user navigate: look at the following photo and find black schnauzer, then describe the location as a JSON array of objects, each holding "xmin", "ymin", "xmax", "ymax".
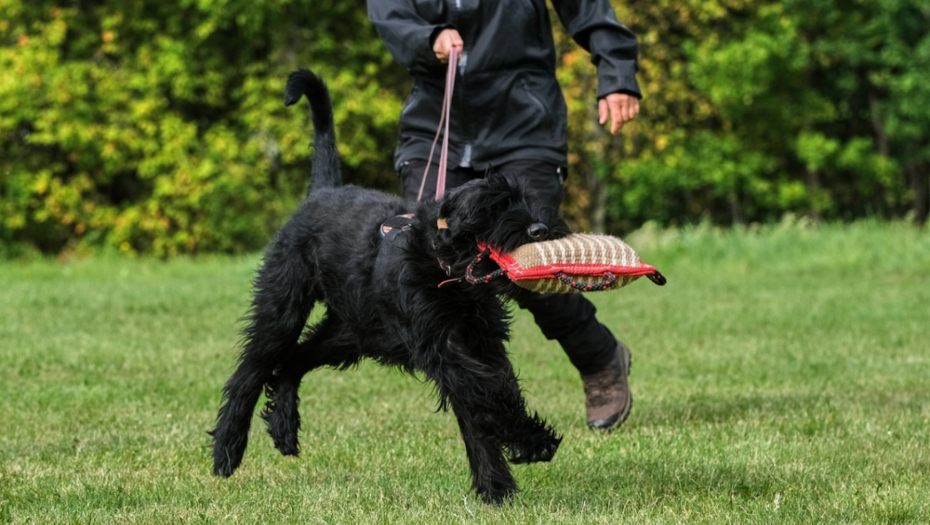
[{"xmin": 210, "ymin": 69, "xmax": 571, "ymax": 504}]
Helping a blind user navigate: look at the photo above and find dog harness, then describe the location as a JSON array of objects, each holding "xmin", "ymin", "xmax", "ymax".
[
  {"xmin": 379, "ymin": 213, "xmax": 416, "ymax": 243},
  {"xmin": 380, "ymin": 214, "xmax": 453, "ymax": 279}
]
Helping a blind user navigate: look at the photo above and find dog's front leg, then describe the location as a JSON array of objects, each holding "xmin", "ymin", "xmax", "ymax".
[
  {"xmin": 452, "ymin": 411, "xmax": 518, "ymax": 504},
  {"xmin": 431, "ymin": 331, "xmax": 530, "ymax": 504},
  {"xmin": 426, "ymin": 340, "xmax": 516, "ymax": 503}
]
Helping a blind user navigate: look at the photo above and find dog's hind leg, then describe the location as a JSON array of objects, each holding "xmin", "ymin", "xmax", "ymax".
[
  {"xmin": 262, "ymin": 314, "xmax": 360, "ymax": 456},
  {"xmin": 211, "ymin": 243, "xmax": 317, "ymax": 477}
]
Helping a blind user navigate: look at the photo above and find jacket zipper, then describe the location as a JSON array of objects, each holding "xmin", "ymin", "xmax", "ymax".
[{"xmin": 453, "ymin": 0, "xmax": 473, "ymax": 166}]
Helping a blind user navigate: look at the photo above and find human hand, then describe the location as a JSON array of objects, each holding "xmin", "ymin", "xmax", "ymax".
[
  {"xmin": 433, "ymin": 29, "xmax": 463, "ymax": 64},
  {"xmin": 598, "ymin": 93, "xmax": 640, "ymax": 134}
]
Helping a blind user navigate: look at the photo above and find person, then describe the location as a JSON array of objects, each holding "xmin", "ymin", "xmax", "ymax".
[{"xmin": 367, "ymin": 0, "xmax": 642, "ymax": 430}]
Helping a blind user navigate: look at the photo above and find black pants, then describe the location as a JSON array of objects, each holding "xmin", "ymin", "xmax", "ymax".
[{"xmin": 399, "ymin": 159, "xmax": 618, "ymax": 375}]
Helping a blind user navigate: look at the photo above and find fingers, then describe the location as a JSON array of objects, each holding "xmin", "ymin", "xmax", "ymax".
[
  {"xmin": 601, "ymin": 93, "xmax": 640, "ymax": 134},
  {"xmin": 433, "ymin": 29, "xmax": 464, "ymax": 64}
]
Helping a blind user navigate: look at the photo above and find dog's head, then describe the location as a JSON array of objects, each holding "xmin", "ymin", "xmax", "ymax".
[
  {"xmin": 426, "ymin": 173, "xmax": 571, "ymax": 292},
  {"xmin": 437, "ymin": 172, "xmax": 570, "ymax": 251}
]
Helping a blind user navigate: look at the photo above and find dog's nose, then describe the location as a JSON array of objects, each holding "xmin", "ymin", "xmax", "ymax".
[{"xmin": 527, "ymin": 223, "xmax": 549, "ymax": 241}]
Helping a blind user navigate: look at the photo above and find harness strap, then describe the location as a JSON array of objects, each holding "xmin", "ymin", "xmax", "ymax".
[
  {"xmin": 379, "ymin": 213, "xmax": 415, "ymax": 242},
  {"xmin": 380, "ymin": 214, "xmax": 454, "ymax": 284}
]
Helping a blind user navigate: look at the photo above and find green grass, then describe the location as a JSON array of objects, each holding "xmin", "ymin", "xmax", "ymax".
[{"xmin": 1, "ymin": 221, "xmax": 928, "ymax": 524}]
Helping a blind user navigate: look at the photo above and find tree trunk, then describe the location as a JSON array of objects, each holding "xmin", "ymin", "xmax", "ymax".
[
  {"xmin": 806, "ymin": 167, "xmax": 823, "ymax": 223},
  {"xmin": 729, "ymin": 192, "xmax": 747, "ymax": 226},
  {"xmin": 582, "ymin": 70, "xmax": 609, "ymax": 234},
  {"xmin": 585, "ymin": 168, "xmax": 608, "ymax": 234},
  {"xmin": 910, "ymin": 164, "xmax": 929, "ymax": 225},
  {"xmin": 868, "ymin": 90, "xmax": 890, "ymax": 157}
]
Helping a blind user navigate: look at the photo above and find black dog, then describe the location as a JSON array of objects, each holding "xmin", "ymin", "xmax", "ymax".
[{"xmin": 210, "ymin": 69, "xmax": 570, "ymax": 504}]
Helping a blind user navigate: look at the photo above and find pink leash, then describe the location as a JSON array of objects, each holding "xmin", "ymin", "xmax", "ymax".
[{"xmin": 417, "ymin": 46, "xmax": 459, "ymax": 202}]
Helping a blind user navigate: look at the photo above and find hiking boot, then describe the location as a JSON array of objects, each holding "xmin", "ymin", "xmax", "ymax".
[{"xmin": 581, "ymin": 341, "xmax": 632, "ymax": 431}]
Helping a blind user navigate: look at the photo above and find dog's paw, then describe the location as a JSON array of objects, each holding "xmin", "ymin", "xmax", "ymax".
[
  {"xmin": 270, "ymin": 435, "xmax": 300, "ymax": 457},
  {"xmin": 212, "ymin": 448, "xmax": 241, "ymax": 478},
  {"xmin": 210, "ymin": 428, "xmax": 246, "ymax": 477},
  {"xmin": 261, "ymin": 410, "xmax": 301, "ymax": 456},
  {"xmin": 507, "ymin": 432, "xmax": 562, "ymax": 464},
  {"xmin": 476, "ymin": 481, "xmax": 518, "ymax": 505},
  {"xmin": 213, "ymin": 462, "xmax": 234, "ymax": 477}
]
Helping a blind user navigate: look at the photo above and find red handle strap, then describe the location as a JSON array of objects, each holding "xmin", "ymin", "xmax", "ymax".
[{"xmin": 554, "ymin": 271, "xmax": 618, "ymax": 291}]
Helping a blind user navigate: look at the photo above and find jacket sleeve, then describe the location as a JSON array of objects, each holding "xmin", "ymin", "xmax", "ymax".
[
  {"xmin": 551, "ymin": 0, "xmax": 642, "ymax": 99},
  {"xmin": 367, "ymin": 0, "xmax": 449, "ymax": 76}
]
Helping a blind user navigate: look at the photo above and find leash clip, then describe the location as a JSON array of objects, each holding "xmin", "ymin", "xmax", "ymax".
[{"xmin": 438, "ymin": 257, "xmax": 452, "ymax": 276}]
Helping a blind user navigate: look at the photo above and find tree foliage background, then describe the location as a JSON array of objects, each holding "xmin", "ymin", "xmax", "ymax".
[{"xmin": 1, "ymin": 0, "xmax": 928, "ymax": 256}]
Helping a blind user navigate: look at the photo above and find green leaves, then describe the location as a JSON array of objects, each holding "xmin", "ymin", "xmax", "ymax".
[
  {"xmin": 587, "ymin": 0, "xmax": 926, "ymax": 229},
  {"xmin": 1, "ymin": 0, "xmax": 927, "ymax": 256},
  {"xmin": 0, "ymin": 1, "xmax": 405, "ymax": 256}
]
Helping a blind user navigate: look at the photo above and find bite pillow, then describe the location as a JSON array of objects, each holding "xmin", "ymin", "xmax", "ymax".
[{"xmin": 475, "ymin": 233, "xmax": 666, "ymax": 293}]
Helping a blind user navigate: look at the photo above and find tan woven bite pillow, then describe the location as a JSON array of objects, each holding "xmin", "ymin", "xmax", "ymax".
[{"xmin": 474, "ymin": 233, "xmax": 666, "ymax": 293}]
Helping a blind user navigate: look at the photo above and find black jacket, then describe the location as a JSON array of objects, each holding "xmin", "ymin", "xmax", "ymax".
[{"xmin": 368, "ymin": 0, "xmax": 641, "ymax": 171}]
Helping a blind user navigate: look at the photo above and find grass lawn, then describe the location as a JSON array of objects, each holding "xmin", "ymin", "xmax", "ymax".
[{"xmin": 1, "ymin": 221, "xmax": 928, "ymax": 524}]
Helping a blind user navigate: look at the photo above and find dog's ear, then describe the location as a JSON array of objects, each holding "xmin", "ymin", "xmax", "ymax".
[
  {"xmin": 484, "ymin": 170, "xmax": 506, "ymax": 184},
  {"xmin": 438, "ymin": 177, "xmax": 515, "ymax": 236},
  {"xmin": 484, "ymin": 171, "xmax": 519, "ymax": 197}
]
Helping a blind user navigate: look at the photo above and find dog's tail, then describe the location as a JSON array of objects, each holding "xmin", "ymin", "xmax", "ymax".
[{"xmin": 285, "ymin": 69, "xmax": 341, "ymax": 193}]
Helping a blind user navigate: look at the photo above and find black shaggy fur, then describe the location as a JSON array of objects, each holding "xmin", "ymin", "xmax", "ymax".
[{"xmin": 210, "ymin": 69, "xmax": 571, "ymax": 504}]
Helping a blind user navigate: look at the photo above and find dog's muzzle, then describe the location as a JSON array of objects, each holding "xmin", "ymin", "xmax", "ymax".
[{"xmin": 527, "ymin": 223, "xmax": 549, "ymax": 241}]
